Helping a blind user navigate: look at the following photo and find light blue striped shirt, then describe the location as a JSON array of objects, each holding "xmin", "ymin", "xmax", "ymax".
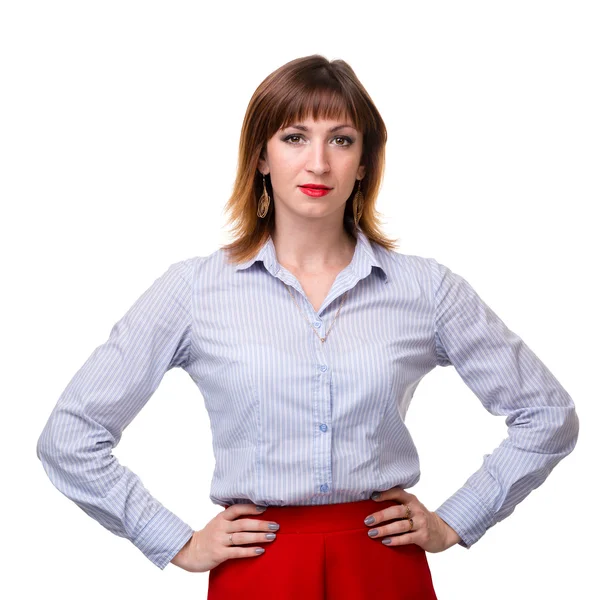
[{"xmin": 36, "ymin": 226, "xmax": 579, "ymax": 570}]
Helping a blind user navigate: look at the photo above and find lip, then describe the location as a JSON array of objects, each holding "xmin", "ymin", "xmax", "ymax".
[
  {"xmin": 299, "ymin": 184, "xmax": 332, "ymax": 189},
  {"xmin": 299, "ymin": 186, "xmax": 331, "ymax": 198}
]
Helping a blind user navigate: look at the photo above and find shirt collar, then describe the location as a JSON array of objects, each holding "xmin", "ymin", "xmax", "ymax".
[{"xmin": 234, "ymin": 226, "xmax": 389, "ymax": 283}]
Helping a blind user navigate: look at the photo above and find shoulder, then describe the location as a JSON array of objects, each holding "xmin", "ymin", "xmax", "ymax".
[
  {"xmin": 166, "ymin": 248, "xmax": 239, "ymax": 290},
  {"xmin": 374, "ymin": 243, "xmax": 446, "ymax": 288}
]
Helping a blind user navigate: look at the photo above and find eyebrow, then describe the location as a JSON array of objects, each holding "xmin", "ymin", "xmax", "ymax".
[{"xmin": 285, "ymin": 123, "xmax": 357, "ymax": 133}]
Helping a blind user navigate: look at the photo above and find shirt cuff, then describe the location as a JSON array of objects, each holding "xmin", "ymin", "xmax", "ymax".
[
  {"xmin": 132, "ymin": 505, "xmax": 195, "ymax": 570},
  {"xmin": 434, "ymin": 486, "xmax": 496, "ymax": 549}
]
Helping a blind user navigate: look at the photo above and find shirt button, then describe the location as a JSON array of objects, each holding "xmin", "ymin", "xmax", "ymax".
[
  {"xmin": 320, "ymin": 364, "xmax": 328, "ymax": 372},
  {"xmin": 319, "ymin": 423, "xmax": 328, "ymax": 432},
  {"xmin": 320, "ymin": 484, "xmax": 329, "ymax": 492},
  {"xmin": 313, "ymin": 321, "xmax": 321, "ymax": 328}
]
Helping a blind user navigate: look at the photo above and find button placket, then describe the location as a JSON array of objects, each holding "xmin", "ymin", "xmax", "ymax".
[{"xmin": 314, "ymin": 341, "xmax": 332, "ymax": 498}]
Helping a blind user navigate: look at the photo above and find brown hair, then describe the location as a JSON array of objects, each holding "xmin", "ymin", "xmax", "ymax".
[{"xmin": 220, "ymin": 54, "xmax": 399, "ymax": 265}]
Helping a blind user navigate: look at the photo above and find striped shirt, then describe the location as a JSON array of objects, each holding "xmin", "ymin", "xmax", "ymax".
[{"xmin": 36, "ymin": 226, "xmax": 579, "ymax": 570}]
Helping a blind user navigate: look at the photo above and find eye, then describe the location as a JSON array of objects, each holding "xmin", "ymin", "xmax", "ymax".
[
  {"xmin": 282, "ymin": 134, "xmax": 354, "ymax": 147},
  {"xmin": 283, "ymin": 134, "xmax": 304, "ymax": 145},
  {"xmin": 333, "ymin": 136, "xmax": 353, "ymax": 147}
]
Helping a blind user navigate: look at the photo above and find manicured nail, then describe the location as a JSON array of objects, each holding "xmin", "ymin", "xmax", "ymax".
[
  {"xmin": 371, "ymin": 492, "xmax": 381, "ymax": 500},
  {"xmin": 255, "ymin": 548, "xmax": 265, "ymax": 554},
  {"xmin": 268, "ymin": 522, "xmax": 280, "ymax": 531},
  {"xmin": 364, "ymin": 515, "xmax": 375, "ymax": 525},
  {"xmin": 368, "ymin": 529, "xmax": 379, "ymax": 537},
  {"xmin": 256, "ymin": 505, "xmax": 267, "ymax": 512},
  {"xmin": 382, "ymin": 538, "xmax": 392, "ymax": 545}
]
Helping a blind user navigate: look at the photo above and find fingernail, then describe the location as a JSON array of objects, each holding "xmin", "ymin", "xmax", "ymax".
[
  {"xmin": 382, "ymin": 538, "xmax": 392, "ymax": 545},
  {"xmin": 368, "ymin": 529, "xmax": 379, "ymax": 537},
  {"xmin": 364, "ymin": 516, "xmax": 375, "ymax": 525},
  {"xmin": 371, "ymin": 492, "xmax": 381, "ymax": 500},
  {"xmin": 256, "ymin": 505, "xmax": 267, "ymax": 512},
  {"xmin": 268, "ymin": 522, "xmax": 280, "ymax": 531},
  {"xmin": 255, "ymin": 548, "xmax": 265, "ymax": 554}
]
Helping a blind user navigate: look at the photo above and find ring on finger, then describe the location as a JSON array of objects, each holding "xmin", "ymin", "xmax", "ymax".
[{"xmin": 381, "ymin": 516, "xmax": 414, "ymax": 544}]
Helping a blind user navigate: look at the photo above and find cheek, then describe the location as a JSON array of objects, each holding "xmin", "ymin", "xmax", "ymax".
[
  {"xmin": 272, "ymin": 155, "xmax": 301, "ymax": 183},
  {"xmin": 271, "ymin": 160, "xmax": 295, "ymax": 183},
  {"xmin": 344, "ymin": 152, "xmax": 362, "ymax": 169},
  {"xmin": 340, "ymin": 159, "xmax": 361, "ymax": 184}
]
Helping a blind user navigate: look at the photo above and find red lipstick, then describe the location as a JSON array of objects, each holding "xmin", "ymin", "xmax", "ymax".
[{"xmin": 299, "ymin": 183, "xmax": 332, "ymax": 197}]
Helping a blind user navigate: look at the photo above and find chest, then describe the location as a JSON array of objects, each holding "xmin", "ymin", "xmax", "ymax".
[
  {"xmin": 292, "ymin": 270, "xmax": 341, "ymax": 313},
  {"xmin": 189, "ymin": 269, "xmax": 439, "ymax": 445}
]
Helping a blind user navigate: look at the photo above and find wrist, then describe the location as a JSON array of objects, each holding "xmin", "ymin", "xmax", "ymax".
[
  {"xmin": 445, "ymin": 526, "xmax": 461, "ymax": 548},
  {"xmin": 434, "ymin": 512, "xmax": 461, "ymax": 549},
  {"xmin": 170, "ymin": 531, "xmax": 195, "ymax": 570}
]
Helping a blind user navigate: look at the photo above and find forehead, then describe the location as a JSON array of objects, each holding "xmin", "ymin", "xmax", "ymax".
[
  {"xmin": 281, "ymin": 117, "xmax": 358, "ymax": 130},
  {"xmin": 278, "ymin": 96, "xmax": 357, "ymax": 129}
]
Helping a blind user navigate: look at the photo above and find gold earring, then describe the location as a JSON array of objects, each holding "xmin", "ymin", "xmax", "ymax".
[
  {"xmin": 353, "ymin": 179, "xmax": 364, "ymax": 228},
  {"xmin": 257, "ymin": 174, "xmax": 270, "ymax": 218}
]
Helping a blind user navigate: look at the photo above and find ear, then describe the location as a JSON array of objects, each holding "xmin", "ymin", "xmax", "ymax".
[
  {"xmin": 357, "ymin": 164, "xmax": 366, "ymax": 180},
  {"xmin": 257, "ymin": 149, "xmax": 269, "ymax": 176}
]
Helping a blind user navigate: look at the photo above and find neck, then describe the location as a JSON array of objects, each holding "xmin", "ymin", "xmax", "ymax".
[{"xmin": 271, "ymin": 221, "xmax": 356, "ymax": 274}]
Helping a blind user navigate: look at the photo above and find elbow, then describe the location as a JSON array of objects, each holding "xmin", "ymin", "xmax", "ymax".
[
  {"xmin": 548, "ymin": 402, "xmax": 579, "ymax": 458},
  {"xmin": 36, "ymin": 407, "xmax": 91, "ymax": 472},
  {"xmin": 507, "ymin": 401, "xmax": 579, "ymax": 457},
  {"xmin": 36, "ymin": 418, "xmax": 55, "ymax": 466},
  {"xmin": 36, "ymin": 420, "xmax": 71, "ymax": 477},
  {"xmin": 36, "ymin": 407, "xmax": 123, "ymax": 498},
  {"xmin": 564, "ymin": 404, "xmax": 579, "ymax": 456},
  {"xmin": 558, "ymin": 387, "xmax": 579, "ymax": 456}
]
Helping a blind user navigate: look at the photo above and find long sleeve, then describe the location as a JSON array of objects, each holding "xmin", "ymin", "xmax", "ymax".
[
  {"xmin": 36, "ymin": 259, "xmax": 195, "ymax": 570},
  {"xmin": 428, "ymin": 258, "xmax": 579, "ymax": 549}
]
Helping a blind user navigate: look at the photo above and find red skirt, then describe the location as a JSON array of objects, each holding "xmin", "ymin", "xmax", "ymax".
[{"xmin": 207, "ymin": 498, "xmax": 438, "ymax": 599}]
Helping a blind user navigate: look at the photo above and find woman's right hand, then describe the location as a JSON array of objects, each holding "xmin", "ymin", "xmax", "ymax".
[{"xmin": 170, "ymin": 503, "xmax": 279, "ymax": 572}]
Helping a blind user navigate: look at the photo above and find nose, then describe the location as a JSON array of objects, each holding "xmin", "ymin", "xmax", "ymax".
[{"xmin": 305, "ymin": 141, "xmax": 330, "ymax": 175}]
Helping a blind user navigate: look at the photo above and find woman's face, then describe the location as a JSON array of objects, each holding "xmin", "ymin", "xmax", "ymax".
[{"xmin": 257, "ymin": 116, "xmax": 366, "ymax": 224}]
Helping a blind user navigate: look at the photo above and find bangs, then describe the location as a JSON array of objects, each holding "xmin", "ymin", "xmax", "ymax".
[{"xmin": 272, "ymin": 86, "xmax": 364, "ymax": 135}]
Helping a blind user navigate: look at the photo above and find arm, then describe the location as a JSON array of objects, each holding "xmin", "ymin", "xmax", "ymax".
[
  {"xmin": 36, "ymin": 259, "xmax": 196, "ymax": 569},
  {"xmin": 428, "ymin": 258, "xmax": 579, "ymax": 549}
]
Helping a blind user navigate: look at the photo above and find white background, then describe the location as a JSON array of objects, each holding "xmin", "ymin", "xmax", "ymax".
[{"xmin": 2, "ymin": 1, "xmax": 597, "ymax": 598}]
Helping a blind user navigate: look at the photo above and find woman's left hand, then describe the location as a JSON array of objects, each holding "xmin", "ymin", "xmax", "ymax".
[{"xmin": 364, "ymin": 486, "xmax": 461, "ymax": 553}]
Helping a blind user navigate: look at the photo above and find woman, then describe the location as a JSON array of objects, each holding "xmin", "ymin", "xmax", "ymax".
[{"xmin": 37, "ymin": 55, "xmax": 579, "ymax": 599}]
